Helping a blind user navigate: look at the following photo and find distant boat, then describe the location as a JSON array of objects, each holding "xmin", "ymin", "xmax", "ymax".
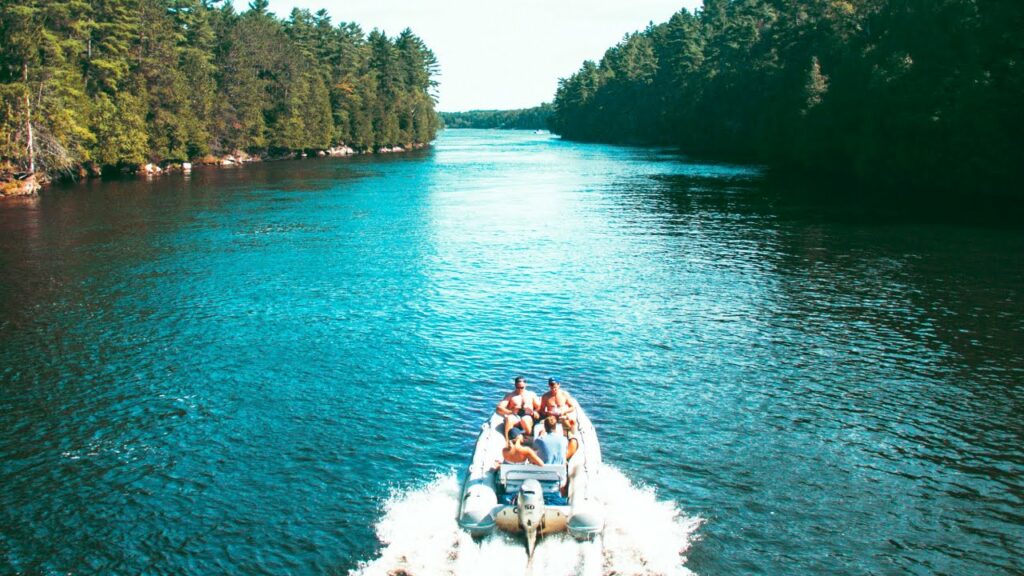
[
  {"xmin": 457, "ymin": 406, "xmax": 605, "ymax": 557},
  {"xmin": 534, "ymin": 130, "xmax": 546, "ymax": 134}
]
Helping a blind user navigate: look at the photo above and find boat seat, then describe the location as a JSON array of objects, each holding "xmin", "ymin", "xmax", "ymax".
[
  {"xmin": 499, "ymin": 491, "xmax": 569, "ymax": 506},
  {"xmin": 499, "ymin": 464, "xmax": 567, "ymax": 494}
]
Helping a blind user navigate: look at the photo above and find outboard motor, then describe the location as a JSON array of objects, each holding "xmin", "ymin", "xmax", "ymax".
[{"xmin": 516, "ymin": 479, "xmax": 545, "ymax": 557}]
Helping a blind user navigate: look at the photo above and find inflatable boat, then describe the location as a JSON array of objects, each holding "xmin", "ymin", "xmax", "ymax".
[{"xmin": 457, "ymin": 406, "xmax": 605, "ymax": 556}]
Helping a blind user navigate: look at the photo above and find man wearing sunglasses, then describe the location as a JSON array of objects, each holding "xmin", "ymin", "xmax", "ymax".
[{"xmin": 496, "ymin": 376, "xmax": 541, "ymax": 443}]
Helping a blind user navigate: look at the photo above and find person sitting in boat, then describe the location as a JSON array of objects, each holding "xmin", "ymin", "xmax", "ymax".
[
  {"xmin": 564, "ymin": 417, "xmax": 579, "ymax": 461},
  {"xmin": 540, "ymin": 377, "xmax": 577, "ymax": 426},
  {"xmin": 496, "ymin": 376, "xmax": 541, "ymax": 442},
  {"xmin": 534, "ymin": 416, "xmax": 568, "ymax": 464},
  {"xmin": 502, "ymin": 428, "xmax": 543, "ymax": 465},
  {"xmin": 559, "ymin": 418, "xmax": 580, "ymax": 497}
]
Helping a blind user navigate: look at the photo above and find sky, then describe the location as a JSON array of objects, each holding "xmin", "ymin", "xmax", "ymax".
[{"xmin": 233, "ymin": 0, "xmax": 704, "ymax": 112}]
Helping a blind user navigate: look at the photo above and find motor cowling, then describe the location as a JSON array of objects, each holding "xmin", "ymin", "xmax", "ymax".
[{"xmin": 516, "ymin": 479, "xmax": 545, "ymax": 557}]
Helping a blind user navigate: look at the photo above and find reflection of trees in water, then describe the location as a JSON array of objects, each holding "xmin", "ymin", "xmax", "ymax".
[
  {"xmin": 641, "ymin": 169, "xmax": 1024, "ymax": 396},
  {"xmin": 642, "ymin": 168, "xmax": 1024, "ymax": 575}
]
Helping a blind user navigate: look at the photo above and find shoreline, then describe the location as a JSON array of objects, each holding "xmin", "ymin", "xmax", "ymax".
[{"xmin": 0, "ymin": 142, "xmax": 431, "ymax": 198}]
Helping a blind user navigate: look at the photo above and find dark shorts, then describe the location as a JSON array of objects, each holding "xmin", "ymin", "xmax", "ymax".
[
  {"xmin": 544, "ymin": 413, "xmax": 576, "ymax": 426},
  {"xmin": 509, "ymin": 410, "xmax": 534, "ymax": 424}
]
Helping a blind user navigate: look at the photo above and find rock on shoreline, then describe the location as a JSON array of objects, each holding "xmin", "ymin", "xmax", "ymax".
[
  {"xmin": 327, "ymin": 145, "xmax": 356, "ymax": 156},
  {"xmin": 0, "ymin": 173, "xmax": 45, "ymax": 197}
]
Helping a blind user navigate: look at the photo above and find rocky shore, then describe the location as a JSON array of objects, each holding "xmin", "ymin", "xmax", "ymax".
[
  {"xmin": 0, "ymin": 172, "xmax": 45, "ymax": 196},
  {"xmin": 0, "ymin": 143, "xmax": 430, "ymax": 198}
]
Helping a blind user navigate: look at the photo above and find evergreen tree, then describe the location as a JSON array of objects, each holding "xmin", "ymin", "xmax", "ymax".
[
  {"xmin": 304, "ymin": 72, "xmax": 334, "ymax": 149},
  {"xmin": 396, "ymin": 29, "xmax": 440, "ymax": 145},
  {"xmin": 219, "ymin": 5, "xmax": 288, "ymax": 151},
  {"xmin": 551, "ymin": 0, "xmax": 1024, "ymax": 199},
  {"xmin": 0, "ymin": 0, "xmax": 438, "ymax": 177},
  {"xmin": 439, "ymin": 104, "xmax": 552, "ymax": 130},
  {"xmin": 93, "ymin": 89, "xmax": 148, "ymax": 165},
  {"xmin": 84, "ymin": 0, "xmax": 141, "ymax": 94},
  {"xmin": 1, "ymin": 0, "xmax": 92, "ymax": 173},
  {"xmin": 368, "ymin": 30, "xmax": 401, "ymax": 148},
  {"xmin": 171, "ymin": 0, "xmax": 217, "ymax": 157}
]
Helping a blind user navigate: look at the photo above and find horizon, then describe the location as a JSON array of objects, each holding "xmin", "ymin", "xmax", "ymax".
[{"xmin": 232, "ymin": 0, "xmax": 703, "ymax": 112}]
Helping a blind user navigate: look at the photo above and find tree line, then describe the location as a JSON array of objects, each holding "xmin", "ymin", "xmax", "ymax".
[
  {"xmin": 0, "ymin": 0, "xmax": 440, "ymax": 177},
  {"xmin": 440, "ymin": 104, "xmax": 552, "ymax": 130},
  {"xmin": 551, "ymin": 0, "xmax": 1023, "ymax": 199}
]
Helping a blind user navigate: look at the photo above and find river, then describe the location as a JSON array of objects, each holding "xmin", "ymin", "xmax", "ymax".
[{"xmin": 1, "ymin": 129, "xmax": 1022, "ymax": 575}]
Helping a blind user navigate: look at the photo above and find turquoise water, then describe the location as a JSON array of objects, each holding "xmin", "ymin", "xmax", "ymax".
[{"xmin": 1, "ymin": 129, "xmax": 1023, "ymax": 574}]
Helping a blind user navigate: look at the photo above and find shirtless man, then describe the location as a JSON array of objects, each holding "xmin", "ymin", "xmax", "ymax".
[
  {"xmin": 496, "ymin": 376, "xmax": 541, "ymax": 442},
  {"xmin": 540, "ymin": 377, "xmax": 576, "ymax": 424},
  {"xmin": 501, "ymin": 427, "xmax": 543, "ymax": 465}
]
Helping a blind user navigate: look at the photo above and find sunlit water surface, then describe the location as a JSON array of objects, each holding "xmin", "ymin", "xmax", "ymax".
[{"xmin": 1, "ymin": 130, "xmax": 1022, "ymax": 575}]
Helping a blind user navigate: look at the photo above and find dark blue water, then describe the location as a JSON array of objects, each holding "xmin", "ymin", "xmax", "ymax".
[{"xmin": 1, "ymin": 130, "xmax": 1022, "ymax": 575}]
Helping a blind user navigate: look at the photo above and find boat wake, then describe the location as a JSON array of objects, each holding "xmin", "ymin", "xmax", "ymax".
[{"xmin": 350, "ymin": 465, "xmax": 701, "ymax": 576}]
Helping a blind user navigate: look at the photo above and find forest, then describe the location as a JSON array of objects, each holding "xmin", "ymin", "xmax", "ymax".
[
  {"xmin": 0, "ymin": 0, "xmax": 439, "ymax": 183},
  {"xmin": 440, "ymin": 104, "xmax": 552, "ymax": 130},
  {"xmin": 551, "ymin": 0, "xmax": 1023, "ymax": 200}
]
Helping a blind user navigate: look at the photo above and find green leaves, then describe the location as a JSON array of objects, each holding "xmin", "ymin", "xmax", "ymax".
[
  {"xmin": 0, "ymin": 0, "xmax": 439, "ymax": 174},
  {"xmin": 551, "ymin": 0, "xmax": 1024, "ymax": 198},
  {"xmin": 92, "ymin": 91, "xmax": 148, "ymax": 166}
]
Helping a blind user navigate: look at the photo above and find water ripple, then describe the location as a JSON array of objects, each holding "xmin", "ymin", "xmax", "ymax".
[{"xmin": 0, "ymin": 130, "xmax": 1022, "ymax": 575}]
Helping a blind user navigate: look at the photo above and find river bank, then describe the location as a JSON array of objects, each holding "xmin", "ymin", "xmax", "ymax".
[{"xmin": 0, "ymin": 142, "xmax": 430, "ymax": 198}]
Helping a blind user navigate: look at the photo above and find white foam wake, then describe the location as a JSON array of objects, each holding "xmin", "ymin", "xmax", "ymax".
[{"xmin": 350, "ymin": 465, "xmax": 702, "ymax": 576}]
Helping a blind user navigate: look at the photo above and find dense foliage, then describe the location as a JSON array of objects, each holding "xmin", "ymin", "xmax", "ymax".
[
  {"xmin": 0, "ymin": 0, "xmax": 440, "ymax": 175},
  {"xmin": 552, "ymin": 0, "xmax": 1024, "ymax": 198},
  {"xmin": 440, "ymin": 104, "xmax": 552, "ymax": 130}
]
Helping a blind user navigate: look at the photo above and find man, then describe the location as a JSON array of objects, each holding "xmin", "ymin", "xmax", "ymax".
[
  {"xmin": 540, "ymin": 377, "xmax": 576, "ymax": 425},
  {"xmin": 534, "ymin": 416, "xmax": 568, "ymax": 464},
  {"xmin": 501, "ymin": 427, "xmax": 543, "ymax": 465},
  {"xmin": 496, "ymin": 376, "xmax": 541, "ymax": 442}
]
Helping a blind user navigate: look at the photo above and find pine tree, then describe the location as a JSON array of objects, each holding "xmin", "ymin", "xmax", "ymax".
[
  {"xmin": 93, "ymin": 89, "xmax": 148, "ymax": 165},
  {"xmin": 1, "ymin": 0, "xmax": 93, "ymax": 173},
  {"xmin": 1, "ymin": 0, "xmax": 440, "ymax": 178},
  {"xmin": 171, "ymin": 0, "xmax": 217, "ymax": 157},
  {"xmin": 368, "ymin": 30, "xmax": 401, "ymax": 148},
  {"xmin": 219, "ymin": 6, "xmax": 288, "ymax": 151},
  {"xmin": 304, "ymin": 72, "xmax": 333, "ymax": 149},
  {"xmin": 0, "ymin": 2, "xmax": 46, "ymax": 172}
]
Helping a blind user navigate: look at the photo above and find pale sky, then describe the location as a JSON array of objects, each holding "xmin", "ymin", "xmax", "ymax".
[{"xmin": 233, "ymin": 0, "xmax": 704, "ymax": 112}]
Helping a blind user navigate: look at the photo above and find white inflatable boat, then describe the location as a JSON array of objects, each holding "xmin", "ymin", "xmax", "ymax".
[{"xmin": 457, "ymin": 406, "xmax": 605, "ymax": 556}]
